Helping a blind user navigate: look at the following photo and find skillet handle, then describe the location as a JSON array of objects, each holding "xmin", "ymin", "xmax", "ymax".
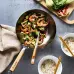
[{"xmin": 10, "ymin": 48, "xmax": 26, "ymax": 72}]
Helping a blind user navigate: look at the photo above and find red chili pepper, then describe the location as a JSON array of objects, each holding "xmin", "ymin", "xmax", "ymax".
[{"xmin": 58, "ymin": 5, "xmax": 68, "ymax": 16}]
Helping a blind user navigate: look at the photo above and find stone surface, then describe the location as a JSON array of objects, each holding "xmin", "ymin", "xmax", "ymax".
[{"xmin": 0, "ymin": 0, "xmax": 74, "ymax": 74}]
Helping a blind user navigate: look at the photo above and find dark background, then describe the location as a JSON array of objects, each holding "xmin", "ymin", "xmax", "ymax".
[{"xmin": 0, "ymin": 0, "xmax": 74, "ymax": 74}]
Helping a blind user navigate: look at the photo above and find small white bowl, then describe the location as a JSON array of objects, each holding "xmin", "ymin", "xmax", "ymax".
[
  {"xmin": 38, "ymin": 55, "xmax": 62, "ymax": 74},
  {"xmin": 60, "ymin": 33, "xmax": 74, "ymax": 57}
]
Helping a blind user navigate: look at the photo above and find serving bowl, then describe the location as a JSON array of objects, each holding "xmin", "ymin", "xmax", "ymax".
[
  {"xmin": 38, "ymin": 55, "xmax": 62, "ymax": 74},
  {"xmin": 60, "ymin": 33, "xmax": 74, "ymax": 57}
]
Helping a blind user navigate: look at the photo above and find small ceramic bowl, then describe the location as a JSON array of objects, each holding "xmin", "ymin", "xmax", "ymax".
[
  {"xmin": 60, "ymin": 33, "xmax": 74, "ymax": 57},
  {"xmin": 38, "ymin": 55, "xmax": 62, "ymax": 74}
]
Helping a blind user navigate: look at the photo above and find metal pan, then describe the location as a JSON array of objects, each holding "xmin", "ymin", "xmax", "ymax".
[{"xmin": 9, "ymin": 9, "xmax": 56, "ymax": 72}]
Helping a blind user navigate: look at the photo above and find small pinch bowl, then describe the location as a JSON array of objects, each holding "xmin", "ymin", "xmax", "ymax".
[
  {"xmin": 38, "ymin": 55, "xmax": 62, "ymax": 74},
  {"xmin": 60, "ymin": 33, "xmax": 74, "ymax": 57}
]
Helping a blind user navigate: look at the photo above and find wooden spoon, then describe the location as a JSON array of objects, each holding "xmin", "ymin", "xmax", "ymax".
[{"xmin": 31, "ymin": 33, "xmax": 39, "ymax": 64}]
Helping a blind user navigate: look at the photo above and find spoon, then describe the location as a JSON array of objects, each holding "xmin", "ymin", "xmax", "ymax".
[{"xmin": 31, "ymin": 32, "xmax": 39, "ymax": 64}]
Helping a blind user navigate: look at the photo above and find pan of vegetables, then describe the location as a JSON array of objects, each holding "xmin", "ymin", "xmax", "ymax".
[
  {"xmin": 9, "ymin": 9, "xmax": 56, "ymax": 72},
  {"xmin": 16, "ymin": 9, "xmax": 56, "ymax": 48}
]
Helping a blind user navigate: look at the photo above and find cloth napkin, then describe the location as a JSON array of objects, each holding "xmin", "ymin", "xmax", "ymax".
[{"xmin": 0, "ymin": 24, "xmax": 21, "ymax": 73}]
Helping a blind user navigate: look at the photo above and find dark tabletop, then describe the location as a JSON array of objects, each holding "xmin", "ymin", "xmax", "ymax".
[{"xmin": 0, "ymin": 0, "xmax": 74, "ymax": 74}]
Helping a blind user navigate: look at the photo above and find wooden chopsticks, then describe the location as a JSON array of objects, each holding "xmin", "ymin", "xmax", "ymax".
[
  {"xmin": 59, "ymin": 36, "xmax": 74, "ymax": 57},
  {"xmin": 54, "ymin": 56, "xmax": 62, "ymax": 74}
]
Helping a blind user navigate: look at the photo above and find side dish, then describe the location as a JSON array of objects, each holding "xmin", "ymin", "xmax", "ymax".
[
  {"xmin": 41, "ymin": 59, "xmax": 56, "ymax": 74},
  {"xmin": 60, "ymin": 33, "xmax": 74, "ymax": 57},
  {"xmin": 46, "ymin": 0, "xmax": 74, "ymax": 17},
  {"xmin": 38, "ymin": 55, "xmax": 62, "ymax": 74},
  {"xmin": 19, "ymin": 12, "xmax": 48, "ymax": 48},
  {"xmin": 64, "ymin": 37, "xmax": 74, "ymax": 54}
]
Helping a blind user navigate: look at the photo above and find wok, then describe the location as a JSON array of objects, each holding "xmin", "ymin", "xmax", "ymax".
[{"xmin": 9, "ymin": 9, "xmax": 56, "ymax": 72}]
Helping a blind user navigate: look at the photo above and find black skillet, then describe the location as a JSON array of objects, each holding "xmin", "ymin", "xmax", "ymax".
[{"xmin": 9, "ymin": 9, "xmax": 56, "ymax": 73}]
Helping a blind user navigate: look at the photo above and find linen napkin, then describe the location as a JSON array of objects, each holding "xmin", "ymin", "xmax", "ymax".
[{"xmin": 0, "ymin": 24, "xmax": 21, "ymax": 73}]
